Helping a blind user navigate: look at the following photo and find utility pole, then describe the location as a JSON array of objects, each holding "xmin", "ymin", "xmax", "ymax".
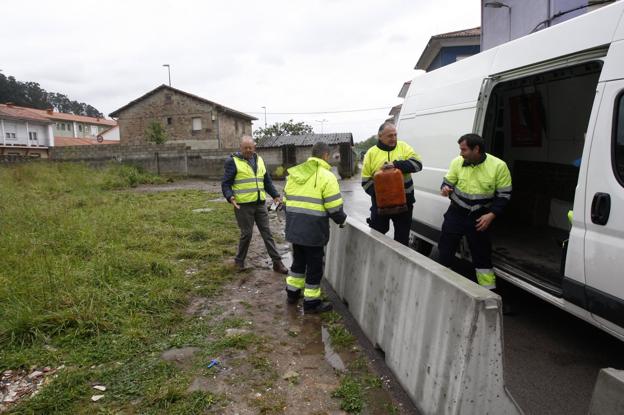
[
  {"xmin": 315, "ymin": 118, "xmax": 328, "ymax": 134},
  {"xmin": 261, "ymin": 106, "xmax": 267, "ymax": 128}
]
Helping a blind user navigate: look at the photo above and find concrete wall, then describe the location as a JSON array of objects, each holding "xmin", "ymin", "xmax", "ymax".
[
  {"xmin": 49, "ymin": 143, "xmax": 231, "ymax": 179},
  {"xmin": 115, "ymin": 88, "xmax": 251, "ymax": 150},
  {"xmin": 481, "ymin": 0, "xmax": 591, "ymax": 51},
  {"xmin": 589, "ymin": 368, "xmax": 624, "ymax": 415},
  {"xmin": 325, "ymin": 218, "xmax": 522, "ymax": 414}
]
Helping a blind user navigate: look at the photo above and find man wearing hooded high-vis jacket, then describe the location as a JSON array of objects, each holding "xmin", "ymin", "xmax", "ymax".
[
  {"xmin": 283, "ymin": 141, "xmax": 347, "ymax": 314},
  {"xmin": 439, "ymin": 133, "xmax": 512, "ymax": 290}
]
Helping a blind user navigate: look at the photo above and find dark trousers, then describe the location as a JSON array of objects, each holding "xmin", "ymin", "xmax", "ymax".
[
  {"xmin": 369, "ymin": 204, "xmax": 413, "ymax": 246},
  {"xmin": 438, "ymin": 206, "xmax": 492, "ymax": 278},
  {"xmin": 234, "ymin": 202, "xmax": 281, "ymax": 264},
  {"xmin": 290, "ymin": 244, "xmax": 325, "ymax": 304}
]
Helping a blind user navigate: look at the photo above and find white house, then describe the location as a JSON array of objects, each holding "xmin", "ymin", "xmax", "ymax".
[{"xmin": 0, "ymin": 103, "xmax": 54, "ymax": 158}]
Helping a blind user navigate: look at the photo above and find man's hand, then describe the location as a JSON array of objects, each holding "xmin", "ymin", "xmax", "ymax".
[
  {"xmin": 382, "ymin": 162, "xmax": 394, "ymax": 170},
  {"xmin": 229, "ymin": 196, "xmax": 240, "ymax": 209},
  {"xmin": 475, "ymin": 212, "xmax": 496, "ymax": 232},
  {"xmin": 440, "ymin": 185, "xmax": 454, "ymax": 197},
  {"xmin": 272, "ymin": 196, "xmax": 282, "ymax": 206}
]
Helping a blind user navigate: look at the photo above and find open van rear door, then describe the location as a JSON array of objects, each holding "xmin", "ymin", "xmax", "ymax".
[
  {"xmin": 583, "ymin": 79, "xmax": 624, "ymax": 333},
  {"xmin": 473, "ymin": 77, "xmax": 495, "ymax": 133}
]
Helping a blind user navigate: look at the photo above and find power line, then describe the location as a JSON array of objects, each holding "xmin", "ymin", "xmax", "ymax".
[{"xmin": 244, "ymin": 106, "xmax": 392, "ymax": 115}]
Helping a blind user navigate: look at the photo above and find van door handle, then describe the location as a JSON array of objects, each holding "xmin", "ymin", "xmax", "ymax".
[{"xmin": 591, "ymin": 192, "xmax": 611, "ymax": 225}]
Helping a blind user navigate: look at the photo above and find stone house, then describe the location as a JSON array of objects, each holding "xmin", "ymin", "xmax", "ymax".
[{"xmin": 109, "ymin": 85, "xmax": 256, "ymax": 149}]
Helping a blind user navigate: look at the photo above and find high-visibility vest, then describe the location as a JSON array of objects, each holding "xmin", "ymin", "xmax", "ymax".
[
  {"xmin": 361, "ymin": 141, "xmax": 421, "ymax": 196},
  {"xmin": 231, "ymin": 155, "xmax": 266, "ymax": 203},
  {"xmin": 442, "ymin": 153, "xmax": 512, "ymax": 213}
]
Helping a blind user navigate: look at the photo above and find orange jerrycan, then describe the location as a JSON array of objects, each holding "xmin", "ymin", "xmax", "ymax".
[{"xmin": 373, "ymin": 167, "xmax": 407, "ymax": 215}]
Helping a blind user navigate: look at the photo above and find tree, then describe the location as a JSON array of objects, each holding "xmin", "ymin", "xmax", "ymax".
[
  {"xmin": 354, "ymin": 134, "xmax": 378, "ymax": 159},
  {"xmin": 0, "ymin": 72, "xmax": 104, "ymax": 117},
  {"xmin": 145, "ymin": 121, "xmax": 168, "ymax": 144},
  {"xmin": 253, "ymin": 119, "xmax": 314, "ymax": 141}
]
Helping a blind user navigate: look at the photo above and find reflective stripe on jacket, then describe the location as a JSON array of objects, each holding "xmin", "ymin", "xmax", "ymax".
[
  {"xmin": 442, "ymin": 153, "xmax": 512, "ymax": 216},
  {"xmin": 284, "ymin": 157, "xmax": 347, "ymax": 246},
  {"xmin": 232, "ymin": 155, "xmax": 267, "ymax": 203},
  {"xmin": 361, "ymin": 140, "xmax": 422, "ymax": 205}
]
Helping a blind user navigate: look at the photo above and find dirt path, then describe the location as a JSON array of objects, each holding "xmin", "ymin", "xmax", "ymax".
[{"xmin": 149, "ymin": 179, "xmax": 414, "ymax": 414}]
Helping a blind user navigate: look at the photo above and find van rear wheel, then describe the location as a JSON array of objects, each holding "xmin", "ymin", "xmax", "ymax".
[{"xmin": 409, "ymin": 232, "xmax": 433, "ymax": 256}]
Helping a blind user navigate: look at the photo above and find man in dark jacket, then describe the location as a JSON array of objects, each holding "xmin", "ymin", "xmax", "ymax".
[
  {"xmin": 283, "ymin": 141, "xmax": 347, "ymax": 313},
  {"xmin": 361, "ymin": 122, "xmax": 422, "ymax": 246},
  {"xmin": 221, "ymin": 135, "xmax": 288, "ymax": 274}
]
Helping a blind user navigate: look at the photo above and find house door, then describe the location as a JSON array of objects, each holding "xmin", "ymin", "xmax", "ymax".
[{"xmin": 282, "ymin": 145, "xmax": 296, "ymax": 167}]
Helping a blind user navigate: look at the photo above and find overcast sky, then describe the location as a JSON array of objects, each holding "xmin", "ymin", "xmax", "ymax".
[{"xmin": 1, "ymin": 0, "xmax": 479, "ymax": 142}]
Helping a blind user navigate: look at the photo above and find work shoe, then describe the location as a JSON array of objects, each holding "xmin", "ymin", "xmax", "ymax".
[
  {"xmin": 303, "ymin": 301, "xmax": 333, "ymax": 314},
  {"xmin": 234, "ymin": 260, "xmax": 246, "ymax": 272},
  {"xmin": 286, "ymin": 290, "xmax": 301, "ymax": 305},
  {"xmin": 272, "ymin": 260, "xmax": 288, "ymax": 274}
]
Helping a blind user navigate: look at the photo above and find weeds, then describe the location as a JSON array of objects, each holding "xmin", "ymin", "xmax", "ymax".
[{"xmin": 0, "ymin": 162, "xmax": 237, "ymax": 413}]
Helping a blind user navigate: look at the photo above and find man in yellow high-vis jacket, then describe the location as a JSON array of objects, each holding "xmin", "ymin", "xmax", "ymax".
[
  {"xmin": 221, "ymin": 136, "xmax": 288, "ymax": 274},
  {"xmin": 284, "ymin": 141, "xmax": 347, "ymax": 314},
  {"xmin": 439, "ymin": 133, "xmax": 512, "ymax": 290},
  {"xmin": 361, "ymin": 122, "xmax": 423, "ymax": 246}
]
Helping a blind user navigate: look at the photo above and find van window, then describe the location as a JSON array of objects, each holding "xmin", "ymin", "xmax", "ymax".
[{"xmin": 614, "ymin": 93, "xmax": 624, "ymax": 185}]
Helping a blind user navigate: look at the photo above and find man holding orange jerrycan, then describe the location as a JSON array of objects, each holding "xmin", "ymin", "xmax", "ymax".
[{"xmin": 361, "ymin": 122, "xmax": 423, "ymax": 246}]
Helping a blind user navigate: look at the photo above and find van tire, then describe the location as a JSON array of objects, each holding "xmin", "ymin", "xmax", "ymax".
[{"xmin": 409, "ymin": 232, "xmax": 433, "ymax": 257}]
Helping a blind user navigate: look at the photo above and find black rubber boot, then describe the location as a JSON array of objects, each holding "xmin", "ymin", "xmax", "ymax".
[
  {"xmin": 303, "ymin": 300, "xmax": 333, "ymax": 314},
  {"xmin": 286, "ymin": 289, "xmax": 301, "ymax": 305}
]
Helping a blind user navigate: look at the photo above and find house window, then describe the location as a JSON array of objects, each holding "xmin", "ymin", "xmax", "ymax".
[
  {"xmin": 192, "ymin": 117, "xmax": 202, "ymax": 131},
  {"xmin": 167, "ymin": 117, "xmax": 172, "ymax": 125},
  {"xmin": 165, "ymin": 94, "xmax": 172, "ymax": 104},
  {"xmin": 235, "ymin": 120, "xmax": 239, "ymax": 134},
  {"xmin": 29, "ymin": 131, "xmax": 38, "ymax": 141},
  {"xmin": 79, "ymin": 125, "xmax": 83, "ymax": 132},
  {"xmin": 60, "ymin": 124, "xmax": 66, "ymax": 131},
  {"xmin": 5, "ymin": 132, "xmax": 16, "ymax": 140}
]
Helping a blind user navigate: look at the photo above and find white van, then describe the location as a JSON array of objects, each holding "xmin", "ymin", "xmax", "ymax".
[{"xmin": 398, "ymin": 2, "xmax": 624, "ymax": 341}]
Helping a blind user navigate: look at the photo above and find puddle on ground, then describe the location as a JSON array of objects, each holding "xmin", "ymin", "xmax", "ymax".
[
  {"xmin": 321, "ymin": 326, "xmax": 346, "ymax": 371},
  {"xmin": 285, "ymin": 305, "xmax": 350, "ymax": 373}
]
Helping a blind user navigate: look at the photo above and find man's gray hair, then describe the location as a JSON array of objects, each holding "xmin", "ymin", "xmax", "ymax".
[
  {"xmin": 240, "ymin": 135, "xmax": 254, "ymax": 145},
  {"xmin": 312, "ymin": 141, "xmax": 330, "ymax": 158},
  {"xmin": 378, "ymin": 122, "xmax": 395, "ymax": 134}
]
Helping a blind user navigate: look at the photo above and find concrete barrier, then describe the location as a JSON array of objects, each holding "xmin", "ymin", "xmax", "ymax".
[
  {"xmin": 589, "ymin": 368, "xmax": 624, "ymax": 415},
  {"xmin": 325, "ymin": 218, "xmax": 522, "ymax": 415}
]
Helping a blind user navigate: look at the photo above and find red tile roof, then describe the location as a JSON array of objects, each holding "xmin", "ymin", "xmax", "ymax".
[
  {"xmin": 28, "ymin": 108, "xmax": 117, "ymax": 126},
  {"xmin": 54, "ymin": 137, "xmax": 118, "ymax": 146},
  {"xmin": 0, "ymin": 104, "xmax": 52, "ymax": 123},
  {"xmin": 0, "ymin": 103, "xmax": 117, "ymax": 126},
  {"xmin": 431, "ymin": 27, "xmax": 481, "ymax": 39}
]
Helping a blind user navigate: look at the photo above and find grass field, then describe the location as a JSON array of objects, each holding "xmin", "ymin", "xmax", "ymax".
[{"xmin": 0, "ymin": 162, "xmax": 239, "ymax": 414}]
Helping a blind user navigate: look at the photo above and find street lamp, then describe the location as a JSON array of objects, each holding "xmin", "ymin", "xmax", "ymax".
[
  {"xmin": 315, "ymin": 119, "xmax": 328, "ymax": 134},
  {"xmin": 261, "ymin": 106, "xmax": 267, "ymax": 128},
  {"xmin": 162, "ymin": 64, "xmax": 171, "ymax": 86},
  {"xmin": 485, "ymin": 1, "xmax": 512, "ymax": 42}
]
